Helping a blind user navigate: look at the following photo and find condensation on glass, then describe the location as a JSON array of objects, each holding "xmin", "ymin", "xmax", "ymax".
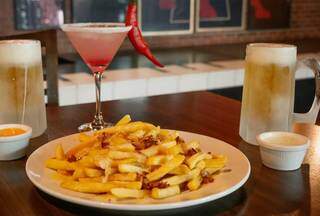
[{"xmin": 0, "ymin": 40, "xmax": 47, "ymax": 137}]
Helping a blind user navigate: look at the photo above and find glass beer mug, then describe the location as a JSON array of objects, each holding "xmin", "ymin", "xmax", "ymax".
[
  {"xmin": 240, "ymin": 43, "xmax": 320, "ymax": 145},
  {"xmin": 0, "ymin": 40, "xmax": 47, "ymax": 137}
]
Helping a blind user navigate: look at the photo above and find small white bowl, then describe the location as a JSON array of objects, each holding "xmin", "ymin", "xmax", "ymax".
[
  {"xmin": 0, "ymin": 124, "xmax": 32, "ymax": 160},
  {"xmin": 256, "ymin": 131, "xmax": 309, "ymax": 171}
]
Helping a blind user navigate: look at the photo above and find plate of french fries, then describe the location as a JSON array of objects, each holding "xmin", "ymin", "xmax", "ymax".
[{"xmin": 26, "ymin": 115, "xmax": 250, "ymax": 211}]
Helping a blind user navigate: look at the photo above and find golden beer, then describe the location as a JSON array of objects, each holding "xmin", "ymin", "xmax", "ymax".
[
  {"xmin": 0, "ymin": 40, "xmax": 47, "ymax": 137},
  {"xmin": 240, "ymin": 43, "xmax": 296, "ymax": 144}
]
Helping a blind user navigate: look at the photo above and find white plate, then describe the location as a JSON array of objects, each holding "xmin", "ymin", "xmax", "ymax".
[{"xmin": 26, "ymin": 130, "xmax": 250, "ymax": 211}]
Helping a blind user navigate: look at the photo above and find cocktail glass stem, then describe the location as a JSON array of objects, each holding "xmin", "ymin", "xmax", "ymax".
[
  {"xmin": 92, "ymin": 72, "xmax": 104, "ymax": 127},
  {"xmin": 78, "ymin": 71, "xmax": 111, "ymax": 132}
]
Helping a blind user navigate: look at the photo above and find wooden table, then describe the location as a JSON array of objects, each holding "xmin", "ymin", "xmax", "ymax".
[{"xmin": 1, "ymin": 92, "xmax": 319, "ymax": 215}]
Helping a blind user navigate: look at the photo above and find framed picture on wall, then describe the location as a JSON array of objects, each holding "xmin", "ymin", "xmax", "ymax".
[
  {"xmin": 15, "ymin": 0, "xmax": 64, "ymax": 30},
  {"xmin": 72, "ymin": 0, "xmax": 129, "ymax": 23},
  {"xmin": 247, "ymin": 0, "xmax": 291, "ymax": 30},
  {"xmin": 139, "ymin": 0, "xmax": 194, "ymax": 36},
  {"xmin": 196, "ymin": 0, "xmax": 247, "ymax": 32}
]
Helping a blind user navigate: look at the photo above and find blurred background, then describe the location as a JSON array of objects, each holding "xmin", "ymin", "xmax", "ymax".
[{"xmin": 1, "ymin": 0, "xmax": 319, "ymax": 109}]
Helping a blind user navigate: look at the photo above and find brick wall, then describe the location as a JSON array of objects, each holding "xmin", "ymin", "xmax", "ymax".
[{"xmin": 1, "ymin": 0, "xmax": 320, "ymax": 55}]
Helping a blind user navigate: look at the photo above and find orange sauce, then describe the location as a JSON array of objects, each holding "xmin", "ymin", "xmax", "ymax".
[{"xmin": 0, "ymin": 128, "xmax": 26, "ymax": 137}]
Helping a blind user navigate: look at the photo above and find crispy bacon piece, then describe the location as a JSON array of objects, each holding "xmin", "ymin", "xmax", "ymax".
[
  {"xmin": 142, "ymin": 181, "xmax": 169, "ymax": 190},
  {"xmin": 202, "ymin": 176, "xmax": 214, "ymax": 184},
  {"xmin": 101, "ymin": 141, "xmax": 109, "ymax": 148},
  {"xmin": 67, "ymin": 155, "xmax": 76, "ymax": 162},
  {"xmin": 186, "ymin": 148, "xmax": 198, "ymax": 157},
  {"xmin": 175, "ymin": 136, "xmax": 185, "ymax": 144},
  {"xmin": 133, "ymin": 136, "xmax": 158, "ymax": 150},
  {"xmin": 96, "ymin": 132, "xmax": 111, "ymax": 148},
  {"xmin": 179, "ymin": 182, "xmax": 189, "ymax": 192}
]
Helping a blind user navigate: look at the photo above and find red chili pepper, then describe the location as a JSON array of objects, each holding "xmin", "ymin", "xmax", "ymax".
[{"xmin": 125, "ymin": 0, "xmax": 164, "ymax": 67}]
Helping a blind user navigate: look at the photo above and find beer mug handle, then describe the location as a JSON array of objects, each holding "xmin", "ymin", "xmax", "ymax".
[{"xmin": 293, "ymin": 58, "xmax": 320, "ymax": 124}]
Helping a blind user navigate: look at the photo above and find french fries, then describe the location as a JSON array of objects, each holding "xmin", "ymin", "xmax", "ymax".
[
  {"xmin": 118, "ymin": 164, "xmax": 145, "ymax": 173},
  {"xmin": 115, "ymin": 114, "xmax": 131, "ymax": 126},
  {"xmin": 108, "ymin": 173, "xmax": 137, "ymax": 181},
  {"xmin": 151, "ymin": 186, "xmax": 180, "ymax": 199},
  {"xmin": 111, "ymin": 188, "xmax": 144, "ymax": 199},
  {"xmin": 46, "ymin": 115, "xmax": 228, "ymax": 201},
  {"xmin": 55, "ymin": 143, "xmax": 65, "ymax": 160},
  {"xmin": 46, "ymin": 159, "xmax": 76, "ymax": 171},
  {"xmin": 146, "ymin": 155, "xmax": 185, "ymax": 181}
]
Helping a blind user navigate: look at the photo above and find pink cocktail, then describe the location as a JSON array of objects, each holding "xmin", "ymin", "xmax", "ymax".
[{"xmin": 61, "ymin": 23, "xmax": 131, "ymax": 131}]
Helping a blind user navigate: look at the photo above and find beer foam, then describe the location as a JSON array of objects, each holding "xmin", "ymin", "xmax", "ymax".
[
  {"xmin": 0, "ymin": 40, "xmax": 41, "ymax": 66},
  {"xmin": 246, "ymin": 43, "xmax": 297, "ymax": 66},
  {"xmin": 61, "ymin": 23, "xmax": 132, "ymax": 33}
]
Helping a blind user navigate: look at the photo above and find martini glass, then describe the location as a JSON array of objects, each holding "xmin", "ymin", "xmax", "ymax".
[{"xmin": 61, "ymin": 23, "xmax": 131, "ymax": 132}]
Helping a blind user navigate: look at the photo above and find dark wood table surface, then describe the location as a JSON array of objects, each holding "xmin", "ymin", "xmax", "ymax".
[{"xmin": 1, "ymin": 91, "xmax": 319, "ymax": 216}]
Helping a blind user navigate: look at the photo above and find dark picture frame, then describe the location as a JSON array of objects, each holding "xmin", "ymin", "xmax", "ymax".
[
  {"xmin": 139, "ymin": 0, "xmax": 194, "ymax": 36},
  {"xmin": 247, "ymin": 0, "xmax": 291, "ymax": 30},
  {"xmin": 72, "ymin": 0, "xmax": 129, "ymax": 23},
  {"xmin": 15, "ymin": 0, "xmax": 64, "ymax": 30},
  {"xmin": 196, "ymin": 0, "xmax": 247, "ymax": 32}
]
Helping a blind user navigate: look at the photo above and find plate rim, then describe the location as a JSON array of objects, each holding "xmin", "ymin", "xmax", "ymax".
[{"xmin": 26, "ymin": 130, "xmax": 251, "ymax": 211}]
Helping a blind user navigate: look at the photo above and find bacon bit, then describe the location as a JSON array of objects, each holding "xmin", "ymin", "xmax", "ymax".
[
  {"xmin": 180, "ymin": 182, "xmax": 189, "ymax": 192},
  {"xmin": 97, "ymin": 132, "xmax": 111, "ymax": 143},
  {"xmin": 136, "ymin": 173, "xmax": 146, "ymax": 181},
  {"xmin": 132, "ymin": 140, "xmax": 144, "ymax": 151},
  {"xmin": 67, "ymin": 155, "xmax": 76, "ymax": 162},
  {"xmin": 142, "ymin": 181, "xmax": 169, "ymax": 190},
  {"xmin": 202, "ymin": 176, "xmax": 214, "ymax": 184},
  {"xmin": 186, "ymin": 148, "xmax": 198, "ymax": 157},
  {"xmin": 101, "ymin": 141, "xmax": 109, "ymax": 148},
  {"xmin": 143, "ymin": 136, "xmax": 158, "ymax": 148},
  {"xmin": 57, "ymin": 169, "xmax": 73, "ymax": 176},
  {"xmin": 150, "ymin": 165, "xmax": 160, "ymax": 172},
  {"xmin": 175, "ymin": 136, "xmax": 185, "ymax": 144},
  {"xmin": 133, "ymin": 136, "xmax": 158, "ymax": 150}
]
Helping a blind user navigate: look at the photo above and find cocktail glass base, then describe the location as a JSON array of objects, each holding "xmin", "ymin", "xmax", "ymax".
[{"xmin": 78, "ymin": 122, "xmax": 113, "ymax": 132}]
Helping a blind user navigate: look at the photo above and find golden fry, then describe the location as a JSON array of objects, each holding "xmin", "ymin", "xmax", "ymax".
[
  {"xmin": 140, "ymin": 145, "xmax": 159, "ymax": 157},
  {"xmin": 79, "ymin": 133, "xmax": 93, "ymax": 142},
  {"xmin": 164, "ymin": 144, "xmax": 183, "ymax": 155},
  {"xmin": 61, "ymin": 181, "xmax": 114, "ymax": 193},
  {"xmin": 186, "ymin": 153, "xmax": 212, "ymax": 169},
  {"xmin": 109, "ymin": 143, "xmax": 135, "ymax": 152},
  {"xmin": 118, "ymin": 164, "xmax": 145, "ymax": 173},
  {"xmin": 108, "ymin": 181, "xmax": 142, "ymax": 190},
  {"xmin": 187, "ymin": 175, "xmax": 202, "ymax": 191},
  {"xmin": 146, "ymin": 155, "xmax": 185, "ymax": 181},
  {"xmin": 111, "ymin": 158, "xmax": 137, "ymax": 167},
  {"xmin": 46, "ymin": 159, "xmax": 77, "ymax": 171},
  {"xmin": 108, "ymin": 173, "xmax": 137, "ymax": 181},
  {"xmin": 55, "ymin": 143, "xmax": 65, "ymax": 160},
  {"xmin": 77, "ymin": 155, "xmax": 96, "ymax": 168},
  {"xmin": 146, "ymin": 155, "xmax": 173, "ymax": 166},
  {"xmin": 169, "ymin": 164, "xmax": 190, "ymax": 175},
  {"xmin": 108, "ymin": 150, "xmax": 133, "ymax": 159},
  {"xmin": 127, "ymin": 130, "xmax": 145, "ymax": 140},
  {"xmin": 182, "ymin": 141, "xmax": 200, "ymax": 153},
  {"xmin": 84, "ymin": 168, "xmax": 104, "ymax": 177},
  {"xmin": 65, "ymin": 137, "xmax": 98, "ymax": 161},
  {"xmin": 204, "ymin": 156, "xmax": 227, "ymax": 168},
  {"xmin": 151, "ymin": 185, "xmax": 180, "ymax": 199},
  {"xmin": 115, "ymin": 114, "xmax": 131, "ymax": 126},
  {"xmin": 93, "ymin": 194, "xmax": 117, "ymax": 202},
  {"xmin": 78, "ymin": 177, "xmax": 103, "ymax": 183},
  {"xmin": 72, "ymin": 167, "xmax": 86, "ymax": 180},
  {"xmin": 109, "ymin": 135, "xmax": 128, "ymax": 146},
  {"xmin": 111, "ymin": 188, "xmax": 144, "ymax": 199}
]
